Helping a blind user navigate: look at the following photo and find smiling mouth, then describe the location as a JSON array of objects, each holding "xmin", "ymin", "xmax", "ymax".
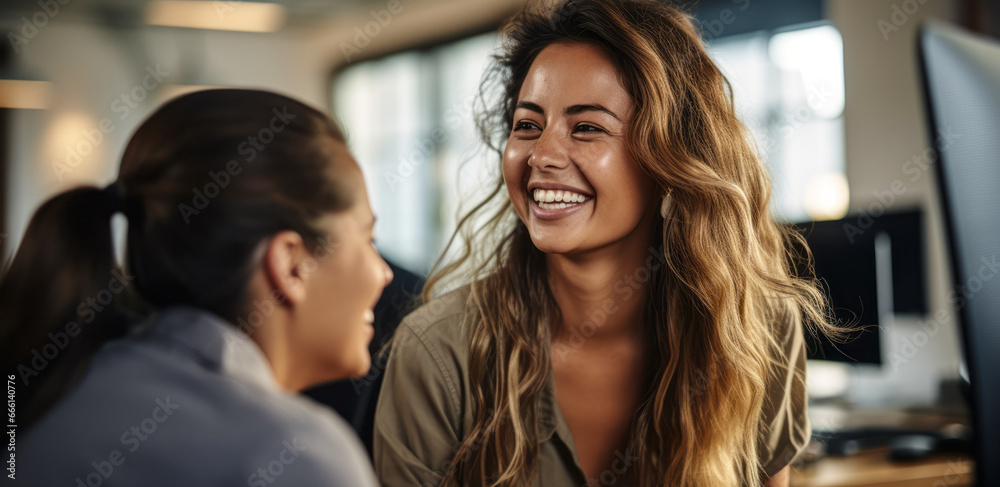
[{"xmin": 532, "ymin": 188, "xmax": 591, "ymax": 210}]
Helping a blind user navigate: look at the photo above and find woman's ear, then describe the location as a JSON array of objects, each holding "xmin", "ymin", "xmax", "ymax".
[{"xmin": 263, "ymin": 231, "xmax": 309, "ymax": 306}]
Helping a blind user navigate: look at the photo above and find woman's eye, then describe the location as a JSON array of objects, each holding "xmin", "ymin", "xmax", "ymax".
[
  {"xmin": 574, "ymin": 123, "xmax": 604, "ymax": 134},
  {"xmin": 513, "ymin": 121, "xmax": 540, "ymax": 132}
]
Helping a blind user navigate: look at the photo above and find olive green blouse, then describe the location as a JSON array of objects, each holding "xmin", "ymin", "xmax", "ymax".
[{"xmin": 373, "ymin": 285, "xmax": 810, "ymax": 486}]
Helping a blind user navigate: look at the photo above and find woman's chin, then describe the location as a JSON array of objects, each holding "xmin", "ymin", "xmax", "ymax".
[
  {"xmin": 350, "ymin": 355, "xmax": 372, "ymax": 379},
  {"xmin": 529, "ymin": 234, "xmax": 584, "ymax": 256},
  {"xmin": 313, "ymin": 355, "xmax": 370, "ymax": 384}
]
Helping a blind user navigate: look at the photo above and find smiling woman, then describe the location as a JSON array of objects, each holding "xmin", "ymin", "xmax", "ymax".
[{"xmin": 373, "ymin": 1, "xmax": 843, "ymax": 486}]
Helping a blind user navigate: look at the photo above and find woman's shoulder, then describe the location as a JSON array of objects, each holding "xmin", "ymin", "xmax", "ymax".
[
  {"xmin": 394, "ymin": 283, "xmax": 474, "ymax": 355},
  {"xmin": 400, "ymin": 284, "xmax": 472, "ymax": 331},
  {"xmin": 242, "ymin": 389, "xmax": 377, "ymax": 479},
  {"xmin": 381, "ymin": 284, "xmax": 476, "ymax": 425},
  {"xmin": 764, "ymin": 295, "xmax": 804, "ymax": 346},
  {"xmin": 374, "ymin": 286, "xmax": 477, "ymax": 482},
  {"xmin": 20, "ymin": 338, "xmax": 376, "ymax": 485},
  {"xmin": 758, "ymin": 295, "xmax": 811, "ymax": 476}
]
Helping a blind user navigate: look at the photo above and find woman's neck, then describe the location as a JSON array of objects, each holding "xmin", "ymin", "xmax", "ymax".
[{"xmin": 545, "ymin": 223, "xmax": 660, "ymax": 349}]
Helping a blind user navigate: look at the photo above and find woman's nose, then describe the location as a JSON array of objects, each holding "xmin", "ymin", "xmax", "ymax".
[{"xmin": 527, "ymin": 127, "xmax": 570, "ymax": 171}]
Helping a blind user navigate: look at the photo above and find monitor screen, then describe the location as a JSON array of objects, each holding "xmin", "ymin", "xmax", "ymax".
[
  {"xmin": 792, "ymin": 209, "xmax": 926, "ymax": 365},
  {"xmin": 920, "ymin": 20, "xmax": 1000, "ymax": 485}
]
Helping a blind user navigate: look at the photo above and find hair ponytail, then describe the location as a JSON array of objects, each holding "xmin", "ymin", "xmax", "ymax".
[{"xmin": 1, "ymin": 185, "xmax": 132, "ymax": 428}]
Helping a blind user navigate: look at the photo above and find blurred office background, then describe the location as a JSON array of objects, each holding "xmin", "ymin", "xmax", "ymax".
[{"xmin": 2, "ymin": 0, "xmax": 999, "ymax": 478}]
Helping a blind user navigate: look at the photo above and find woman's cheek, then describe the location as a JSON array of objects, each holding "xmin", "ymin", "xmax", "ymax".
[
  {"xmin": 502, "ymin": 143, "xmax": 529, "ymax": 210},
  {"xmin": 502, "ymin": 142, "xmax": 523, "ymax": 177}
]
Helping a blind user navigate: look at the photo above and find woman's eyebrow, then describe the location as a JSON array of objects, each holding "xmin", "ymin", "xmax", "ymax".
[
  {"xmin": 565, "ymin": 104, "xmax": 621, "ymax": 122},
  {"xmin": 515, "ymin": 101, "xmax": 621, "ymax": 122},
  {"xmin": 516, "ymin": 101, "xmax": 545, "ymax": 114}
]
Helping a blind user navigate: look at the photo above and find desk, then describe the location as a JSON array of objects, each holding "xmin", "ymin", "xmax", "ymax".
[{"xmin": 790, "ymin": 447, "xmax": 973, "ymax": 487}]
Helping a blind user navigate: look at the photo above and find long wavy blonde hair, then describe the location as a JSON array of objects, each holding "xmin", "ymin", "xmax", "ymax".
[{"xmin": 423, "ymin": 0, "xmax": 841, "ymax": 485}]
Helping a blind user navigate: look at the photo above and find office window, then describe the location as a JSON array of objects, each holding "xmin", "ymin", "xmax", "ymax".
[
  {"xmin": 333, "ymin": 33, "xmax": 498, "ymax": 273},
  {"xmin": 331, "ymin": 24, "xmax": 846, "ymax": 271},
  {"xmin": 708, "ymin": 24, "xmax": 847, "ymax": 222}
]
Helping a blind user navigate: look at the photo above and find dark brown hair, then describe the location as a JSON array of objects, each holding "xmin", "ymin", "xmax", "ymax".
[{"xmin": 1, "ymin": 89, "xmax": 355, "ymax": 428}]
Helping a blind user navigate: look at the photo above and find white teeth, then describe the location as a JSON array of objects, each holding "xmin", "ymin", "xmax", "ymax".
[
  {"xmin": 532, "ymin": 188, "xmax": 589, "ymax": 207},
  {"xmin": 538, "ymin": 201, "xmax": 575, "ymax": 209}
]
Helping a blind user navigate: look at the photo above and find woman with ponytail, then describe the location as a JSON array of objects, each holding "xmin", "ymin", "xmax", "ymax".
[
  {"xmin": 1, "ymin": 89, "xmax": 391, "ymax": 486},
  {"xmin": 374, "ymin": 1, "xmax": 843, "ymax": 486}
]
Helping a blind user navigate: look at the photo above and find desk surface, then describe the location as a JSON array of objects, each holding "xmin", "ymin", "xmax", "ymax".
[{"xmin": 790, "ymin": 447, "xmax": 973, "ymax": 487}]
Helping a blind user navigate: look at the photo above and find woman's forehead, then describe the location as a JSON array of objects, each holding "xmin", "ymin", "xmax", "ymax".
[{"xmin": 517, "ymin": 42, "xmax": 632, "ymax": 117}]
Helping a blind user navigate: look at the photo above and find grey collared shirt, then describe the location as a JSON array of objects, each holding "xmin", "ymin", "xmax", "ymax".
[{"xmin": 19, "ymin": 306, "xmax": 377, "ymax": 487}]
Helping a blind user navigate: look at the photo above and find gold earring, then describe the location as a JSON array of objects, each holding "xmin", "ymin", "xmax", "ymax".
[{"xmin": 660, "ymin": 190, "xmax": 672, "ymax": 219}]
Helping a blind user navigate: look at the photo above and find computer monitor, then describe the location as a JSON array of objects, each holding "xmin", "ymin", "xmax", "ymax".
[
  {"xmin": 792, "ymin": 209, "xmax": 926, "ymax": 365},
  {"xmin": 919, "ymin": 20, "xmax": 1000, "ymax": 486}
]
